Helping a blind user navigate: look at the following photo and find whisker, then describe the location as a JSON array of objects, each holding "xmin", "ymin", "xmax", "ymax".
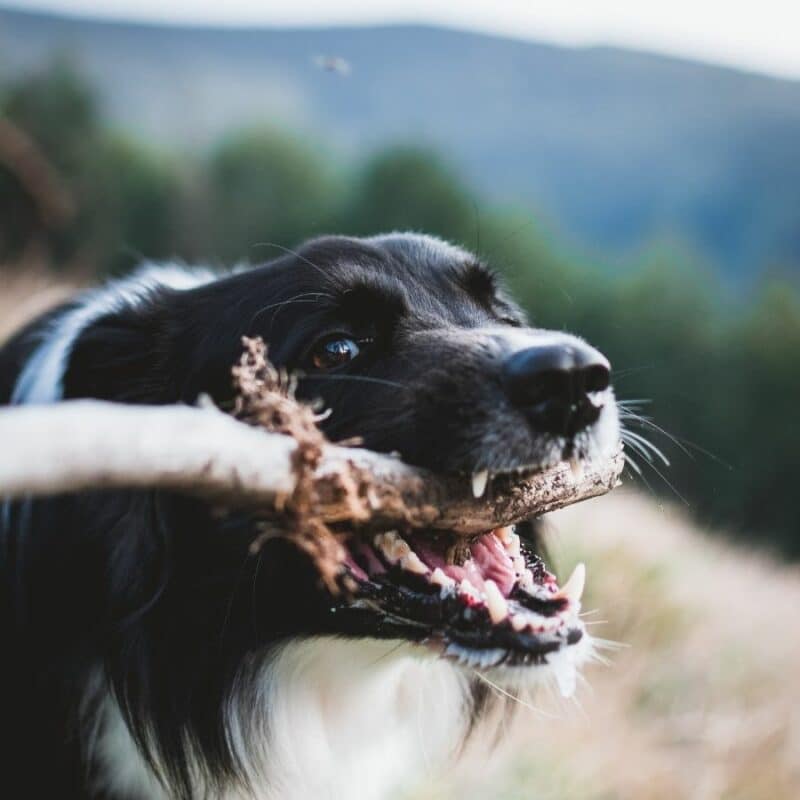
[
  {"xmin": 622, "ymin": 411, "xmax": 693, "ymax": 459},
  {"xmin": 630, "ymin": 415, "xmax": 733, "ymax": 469},
  {"xmin": 247, "ymin": 293, "xmax": 334, "ymax": 329},
  {"xmin": 301, "ymin": 374, "xmax": 410, "ymax": 390},
  {"xmin": 622, "ymin": 429, "xmax": 670, "ymax": 466},
  {"xmin": 623, "ymin": 451, "xmax": 660, "ymax": 499},
  {"xmin": 640, "ymin": 458, "xmax": 690, "ymax": 506},
  {"xmin": 623, "ymin": 452, "xmax": 645, "ymax": 476},
  {"xmin": 251, "ymin": 241, "xmax": 332, "ymax": 283},
  {"xmin": 591, "ymin": 637, "xmax": 630, "ymax": 651},
  {"xmin": 611, "ymin": 366, "xmax": 655, "ymax": 381},
  {"xmin": 621, "ymin": 435, "xmax": 655, "ymax": 465},
  {"xmin": 472, "ymin": 670, "xmax": 555, "ymax": 718}
]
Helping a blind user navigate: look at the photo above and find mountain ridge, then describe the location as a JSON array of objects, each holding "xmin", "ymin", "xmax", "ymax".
[{"xmin": 2, "ymin": 5, "xmax": 799, "ymax": 280}]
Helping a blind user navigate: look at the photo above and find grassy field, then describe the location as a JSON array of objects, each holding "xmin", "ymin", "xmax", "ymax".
[
  {"xmin": 413, "ymin": 491, "xmax": 800, "ymax": 800},
  {"xmin": 0, "ymin": 266, "xmax": 76, "ymax": 342},
  {"xmin": 3, "ymin": 275, "xmax": 798, "ymax": 800}
]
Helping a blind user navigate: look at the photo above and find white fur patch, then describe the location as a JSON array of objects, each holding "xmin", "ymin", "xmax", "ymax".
[
  {"xmin": 92, "ymin": 694, "xmax": 169, "ymax": 800},
  {"xmin": 244, "ymin": 638, "xmax": 469, "ymax": 800},
  {"xmin": 91, "ymin": 634, "xmax": 593, "ymax": 799}
]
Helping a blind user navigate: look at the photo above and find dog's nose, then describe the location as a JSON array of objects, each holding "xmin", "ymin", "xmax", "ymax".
[{"xmin": 502, "ymin": 342, "xmax": 611, "ymax": 436}]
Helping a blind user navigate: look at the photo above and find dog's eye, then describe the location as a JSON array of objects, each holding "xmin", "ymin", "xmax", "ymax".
[{"xmin": 311, "ymin": 336, "xmax": 361, "ymax": 370}]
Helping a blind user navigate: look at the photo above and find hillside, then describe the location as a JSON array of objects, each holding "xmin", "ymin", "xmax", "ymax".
[
  {"xmin": 416, "ymin": 492, "xmax": 800, "ymax": 800},
  {"xmin": 1, "ymin": 6, "xmax": 800, "ymax": 280}
]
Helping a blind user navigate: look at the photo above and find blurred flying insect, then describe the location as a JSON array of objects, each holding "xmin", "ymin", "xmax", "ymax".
[{"xmin": 312, "ymin": 54, "xmax": 352, "ymax": 76}]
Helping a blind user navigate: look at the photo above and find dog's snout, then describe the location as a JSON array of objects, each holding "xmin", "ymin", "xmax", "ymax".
[{"xmin": 501, "ymin": 341, "xmax": 611, "ymax": 437}]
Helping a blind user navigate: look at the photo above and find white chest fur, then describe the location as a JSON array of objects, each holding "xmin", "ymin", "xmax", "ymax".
[
  {"xmin": 247, "ymin": 639, "xmax": 470, "ymax": 800},
  {"xmin": 95, "ymin": 638, "xmax": 470, "ymax": 800}
]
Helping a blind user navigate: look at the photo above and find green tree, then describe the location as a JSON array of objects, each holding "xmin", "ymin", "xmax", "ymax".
[
  {"xmin": 204, "ymin": 128, "xmax": 338, "ymax": 262},
  {"xmin": 1, "ymin": 54, "xmax": 100, "ymax": 177},
  {"xmin": 345, "ymin": 147, "xmax": 477, "ymax": 247},
  {"xmin": 83, "ymin": 135, "xmax": 182, "ymax": 274}
]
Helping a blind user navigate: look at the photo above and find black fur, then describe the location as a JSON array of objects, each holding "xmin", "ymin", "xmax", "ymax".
[{"xmin": 0, "ymin": 233, "xmax": 611, "ymax": 798}]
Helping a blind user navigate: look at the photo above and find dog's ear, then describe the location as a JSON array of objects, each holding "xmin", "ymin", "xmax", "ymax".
[
  {"xmin": 62, "ymin": 303, "xmax": 176, "ymax": 403},
  {"xmin": 62, "ymin": 279, "xmax": 259, "ymax": 406}
]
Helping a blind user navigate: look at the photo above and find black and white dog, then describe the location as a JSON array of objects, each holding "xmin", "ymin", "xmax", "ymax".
[{"xmin": 0, "ymin": 233, "xmax": 619, "ymax": 799}]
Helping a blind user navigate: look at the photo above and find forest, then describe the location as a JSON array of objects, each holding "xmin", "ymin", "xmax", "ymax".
[{"xmin": 2, "ymin": 58, "xmax": 798, "ymax": 557}]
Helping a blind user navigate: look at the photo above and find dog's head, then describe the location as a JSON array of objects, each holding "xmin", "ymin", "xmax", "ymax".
[
  {"xmin": 12, "ymin": 233, "xmax": 619, "ymax": 793},
  {"xmin": 60, "ymin": 234, "xmax": 618, "ymax": 677}
]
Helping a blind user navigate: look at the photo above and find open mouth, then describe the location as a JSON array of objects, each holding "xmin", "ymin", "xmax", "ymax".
[{"xmin": 334, "ymin": 520, "xmax": 587, "ymax": 694}]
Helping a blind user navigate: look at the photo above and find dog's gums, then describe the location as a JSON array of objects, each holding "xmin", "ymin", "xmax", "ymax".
[{"xmin": 334, "ymin": 523, "xmax": 586, "ymax": 689}]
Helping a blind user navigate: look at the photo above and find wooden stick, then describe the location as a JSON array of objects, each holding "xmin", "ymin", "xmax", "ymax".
[{"xmin": 0, "ymin": 400, "xmax": 624, "ymax": 533}]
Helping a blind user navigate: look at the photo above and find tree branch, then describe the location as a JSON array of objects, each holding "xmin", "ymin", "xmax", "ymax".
[{"xmin": 0, "ymin": 400, "xmax": 623, "ymax": 534}]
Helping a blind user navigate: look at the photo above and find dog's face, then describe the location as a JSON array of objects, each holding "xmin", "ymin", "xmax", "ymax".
[
  {"xmin": 4, "ymin": 232, "xmax": 621, "ymax": 796},
  {"xmin": 156, "ymin": 233, "xmax": 619, "ymax": 682}
]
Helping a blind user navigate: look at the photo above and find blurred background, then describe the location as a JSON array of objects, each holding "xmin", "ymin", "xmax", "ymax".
[{"xmin": 1, "ymin": 2, "xmax": 798, "ymax": 798}]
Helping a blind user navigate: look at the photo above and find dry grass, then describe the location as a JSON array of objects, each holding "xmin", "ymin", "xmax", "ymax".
[
  {"xmin": 3, "ymin": 275, "xmax": 799, "ymax": 800},
  {"xmin": 0, "ymin": 267, "xmax": 77, "ymax": 343},
  {"xmin": 413, "ymin": 491, "xmax": 800, "ymax": 800}
]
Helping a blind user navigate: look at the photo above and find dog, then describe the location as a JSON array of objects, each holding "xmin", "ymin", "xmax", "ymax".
[{"xmin": 0, "ymin": 233, "xmax": 619, "ymax": 799}]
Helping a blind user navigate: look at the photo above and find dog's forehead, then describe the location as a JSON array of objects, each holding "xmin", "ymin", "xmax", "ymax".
[
  {"xmin": 298, "ymin": 233, "xmax": 472, "ymax": 283},
  {"xmin": 367, "ymin": 232, "xmax": 472, "ymax": 268},
  {"xmin": 276, "ymin": 233, "xmax": 527, "ymax": 328}
]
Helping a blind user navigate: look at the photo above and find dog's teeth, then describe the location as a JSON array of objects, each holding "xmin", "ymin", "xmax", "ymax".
[
  {"xmin": 495, "ymin": 526, "xmax": 520, "ymax": 555},
  {"xmin": 484, "ymin": 579, "xmax": 509, "ymax": 624},
  {"xmin": 568, "ymin": 456, "xmax": 584, "ymax": 482},
  {"xmin": 471, "ymin": 470, "xmax": 489, "ymax": 499},
  {"xmin": 431, "ymin": 567, "xmax": 456, "ymax": 589},
  {"xmin": 506, "ymin": 531, "xmax": 521, "ymax": 556},
  {"xmin": 494, "ymin": 526, "xmax": 512, "ymax": 546},
  {"xmin": 373, "ymin": 531, "xmax": 411, "ymax": 565},
  {"xmin": 400, "ymin": 551, "xmax": 428, "ymax": 575},
  {"xmin": 556, "ymin": 562, "xmax": 586, "ymax": 604},
  {"xmin": 459, "ymin": 578, "xmax": 480, "ymax": 600}
]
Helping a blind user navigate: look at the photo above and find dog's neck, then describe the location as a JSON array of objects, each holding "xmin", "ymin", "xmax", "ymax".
[{"xmin": 95, "ymin": 638, "xmax": 471, "ymax": 800}]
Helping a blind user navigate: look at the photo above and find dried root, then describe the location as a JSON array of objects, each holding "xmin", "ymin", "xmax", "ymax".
[{"xmin": 234, "ymin": 337, "xmax": 355, "ymax": 594}]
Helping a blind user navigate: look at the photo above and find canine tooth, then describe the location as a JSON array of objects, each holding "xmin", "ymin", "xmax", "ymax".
[
  {"xmin": 471, "ymin": 470, "xmax": 489, "ymax": 498},
  {"xmin": 556, "ymin": 562, "xmax": 586, "ymax": 604},
  {"xmin": 568, "ymin": 456, "xmax": 584, "ymax": 482},
  {"xmin": 400, "ymin": 551, "xmax": 428, "ymax": 575},
  {"xmin": 431, "ymin": 567, "xmax": 455, "ymax": 588},
  {"xmin": 484, "ymin": 579, "xmax": 509, "ymax": 624}
]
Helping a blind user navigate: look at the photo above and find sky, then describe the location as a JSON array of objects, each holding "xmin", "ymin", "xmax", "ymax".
[{"xmin": 10, "ymin": 0, "xmax": 800, "ymax": 80}]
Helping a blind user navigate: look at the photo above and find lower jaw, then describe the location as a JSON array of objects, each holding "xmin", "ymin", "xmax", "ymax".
[{"xmin": 333, "ymin": 525, "xmax": 588, "ymax": 693}]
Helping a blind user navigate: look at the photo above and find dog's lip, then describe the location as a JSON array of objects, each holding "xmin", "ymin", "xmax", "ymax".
[{"xmin": 337, "ymin": 526, "xmax": 586, "ymax": 663}]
